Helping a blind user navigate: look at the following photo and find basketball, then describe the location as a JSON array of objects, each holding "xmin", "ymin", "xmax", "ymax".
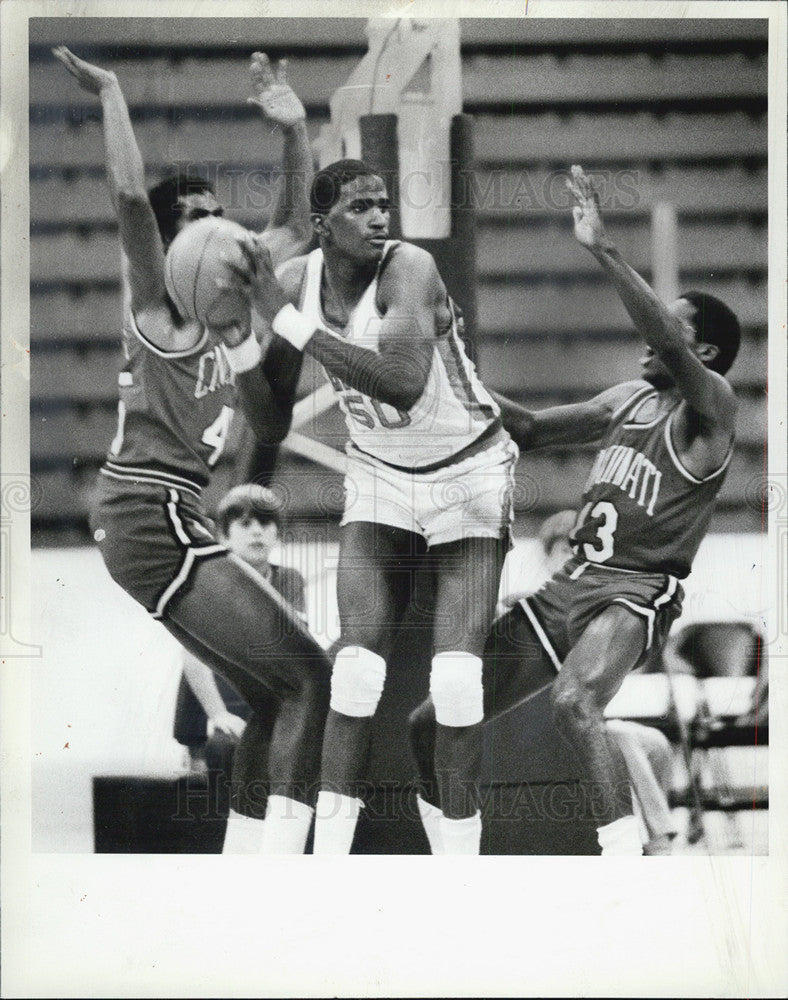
[{"xmin": 165, "ymin": 215, "xmax": 251, "ymax": 327}]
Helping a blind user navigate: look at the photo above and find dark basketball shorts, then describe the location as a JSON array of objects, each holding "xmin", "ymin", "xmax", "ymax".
[
  {"xmin": 519, "ymin": 556, "xmax": 685, "ymax": 672},
  {"xmin": 89, "ymin": 467, "xmax": 227, "ymax": 620}
]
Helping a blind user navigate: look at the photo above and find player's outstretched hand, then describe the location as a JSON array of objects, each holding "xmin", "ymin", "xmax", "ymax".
[
  {"xmin": 247, "ymin": 52, "xmax": 306, "ymax": 130},
  {"xmin": 566, "ymin": 164, "xmax": 608, "ymax": 251},
  {"xmin": 52, "ymin": 46, "xmax": 117, "ymax": 95}
]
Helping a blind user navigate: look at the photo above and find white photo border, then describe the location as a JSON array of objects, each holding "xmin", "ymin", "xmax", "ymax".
[{"xmin": 2, "ymin": 2, "xmax": 786, "ymax": 997}]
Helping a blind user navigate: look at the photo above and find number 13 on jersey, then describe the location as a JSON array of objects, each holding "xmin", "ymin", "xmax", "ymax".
[{"xmin": 572, "ymin": 500, "xmax": 618, "ymax": 563}]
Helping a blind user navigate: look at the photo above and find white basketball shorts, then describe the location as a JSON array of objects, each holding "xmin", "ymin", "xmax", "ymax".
[{"xmin": 340, "ymin": 433, "xmax": 519, "ymax": 547}]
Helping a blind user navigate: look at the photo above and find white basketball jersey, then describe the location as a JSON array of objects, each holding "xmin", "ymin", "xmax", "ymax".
[{"xmin": 299, "ymin": 242, "xmax": 501, "ymax": 469}]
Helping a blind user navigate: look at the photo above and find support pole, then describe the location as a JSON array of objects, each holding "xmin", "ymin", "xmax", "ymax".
[{"xmin": 651, "ymin": 201, "xmax": 680, "ymax": 304}]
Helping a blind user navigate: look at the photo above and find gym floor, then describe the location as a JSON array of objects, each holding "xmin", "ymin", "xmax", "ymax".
[{"xmin": 29, "ymin": 537, "xmax": 768, "ymax": 856}]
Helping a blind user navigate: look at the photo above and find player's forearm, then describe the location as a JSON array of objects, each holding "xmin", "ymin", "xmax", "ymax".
[
  {"xmin": 590, "ymin": 243, "xmax": 688, "ymax": 365},
  {"xmin": 263, "ymin": 289, "xmax": 430, "ymax": 410},
  {"xmin": 220, "ymin": 314, "xmax": 301, "ymax": 442},
  {"xmin": 493, "ymin": 392, "xmax": 606, "ymax": 449},
  {"xmin": 530, "ymin": 404, "xmax": 609, "ymax": 448},
  {"xmin": 98, "ymin": 77, "xmax": 148, "ymax": 205},
  {"xmin": 235, "ymin": 364, "xmax": 294, "ymax": 444},
  {"xmin": 269, "ymin": 120, "xmax": 313, "ymax": 239},
  {"xmin": 491, "ymin": 392, "xmax": 537, "ymax": 448},
  {"xmin": 306, "ymin": 328, "xmax": 427, "ymax": 411}
]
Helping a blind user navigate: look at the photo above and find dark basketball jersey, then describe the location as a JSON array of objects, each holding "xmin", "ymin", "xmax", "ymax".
[
  {"xmin": 104, "ymin": 305, "xmax": 236, "ymax": 487},
  {"xmin": 571, "ymin": 382, "xmax": 733, "ymax": 578}
]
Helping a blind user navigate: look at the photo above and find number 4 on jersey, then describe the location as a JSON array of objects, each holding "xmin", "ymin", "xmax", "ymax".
[
  {"xmin": 573, "ymin": 500, "xmax": 618, "ymax": 563},
  {"xmin": 110, "ymin": 399, "xmax": 233, "ymax": 468},
  {"xmin": 109, "ymin": 400, "xmax": 126, "ymax": 457},
  {"xmin": 202, "ymin": 405, "xmax": 234, "ymax": 466}
]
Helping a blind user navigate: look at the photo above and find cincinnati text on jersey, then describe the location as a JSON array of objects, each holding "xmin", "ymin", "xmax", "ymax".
[
  {"xmin": 583, "ymin": 444, "xmax": 662, "ymax": 516},
  {"xmin": 195, "ymin": 344, "xmax": 235, "ymax": 399}
]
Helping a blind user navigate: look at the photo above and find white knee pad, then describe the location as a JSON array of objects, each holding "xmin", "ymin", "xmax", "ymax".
[
  {"xmin": 430, "ymin": 652, "xmax": 484, "ymax": 727},
  {"xmin": 330, "ymin": 645, "xmax": 386, "ymax": 717}
]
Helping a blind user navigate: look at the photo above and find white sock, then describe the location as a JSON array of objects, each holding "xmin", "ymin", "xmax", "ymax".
[
  {"xmin": 440, "ymin": 811, "xmax": 482, "ymax": 855},
  {"xmin": 416, "ymin": 795, "xmax": 445, "ymax": 855},
  {"xmin": 222, "ymin": 807, "xmax": 264, "ymax": 854},
  {"xmin": 259, "ymin": 794, "xmax": 314, "ymax": 855},
  {"xmin": 597, "ymin": 815, "xmax": 644, "ymax": 856},
  {"xmin": 643, "ymin": 833, "xmax": 674, "ymax": 856},
  {"xmin": 312, "ymin": 790, "xmax": 363, "ymax": 855}
]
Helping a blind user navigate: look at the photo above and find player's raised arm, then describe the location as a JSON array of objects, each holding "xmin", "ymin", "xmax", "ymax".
[
  {"xmin": 52, "ymin": 47, "xmax": 165, "ymax": 311},
  {"xmin": 567, "ymin": 165, "xmax": 736, "ymax": 432},
  {"xmin": 492, "ymin": 382, "xmax": 639, "ymax": 450},
  {"xmin": 247, "ymin": 53, "xmax": 313, "ymax": 269}
]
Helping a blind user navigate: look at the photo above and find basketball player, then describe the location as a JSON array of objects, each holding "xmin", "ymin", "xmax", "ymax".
[
  {"xmin": 412, "ymin": 509, "xmax": 678, "ymax": 855},
  {"xmin": 221, "ymin": 160, "xmax": 518, "ymax": 854},
  {"xmin": 512, "ymin": 512, "xmax": 678, "ymax": 855},
  {"xmin": 53, "ymin": 46, "xmax": 331, "ymax": 854},
  {"xmin": 408, "ymin": 165, "xmax": 740, "ymax": 855}
]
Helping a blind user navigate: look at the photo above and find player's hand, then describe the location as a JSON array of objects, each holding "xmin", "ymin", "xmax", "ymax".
[
  {"xmin": 219, "ymin": 234, "xmax": 289, "ymax": 323},
  {"xmin": 247, "ymin": 52, "xmax": 306, "ymax": 130},
  {"xmin": 207, "ymin": 711, "xmax": 246, "ymax": 740},
  {"xmin": 566, "ymin": 165, "xmax": 608, "ymax": 251},
  {"xmin": 52, "ymin": 46, "xmax": 118, "ymax": 95}
]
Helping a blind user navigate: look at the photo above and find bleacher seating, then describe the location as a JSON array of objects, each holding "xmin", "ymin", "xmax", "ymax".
[{"xmin": 29, "ymin": 18, "xmax": 768, "ymax": 542}]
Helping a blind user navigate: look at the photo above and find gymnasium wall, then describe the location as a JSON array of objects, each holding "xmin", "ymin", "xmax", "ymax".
[{"xmin": 29, "ymin": 17, "xmax": 769, "ymax": 543}]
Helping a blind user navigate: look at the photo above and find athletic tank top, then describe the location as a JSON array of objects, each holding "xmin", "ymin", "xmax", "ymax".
[
  {"xmin": 103, "ymin": 296, "xmax": 236, "ymax": 489},
  {"xmin": 571, "ymin": 382, "xmax": 733, "ymax": 578},
  {"xmin": 299, "ymin": 242, "xmax": 501, "ymax": 469}
]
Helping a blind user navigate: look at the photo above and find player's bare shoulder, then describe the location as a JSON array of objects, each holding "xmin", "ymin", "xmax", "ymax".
[
  {"xmin": 672, "ymin": 374, "xmax": 737, "ymax": 478},
  {"xmin": 592, "ymin": 379, "xmax": 653, "ymax": 419},
  {"xmin": 680, "ymin": 367, "xmax": 738, "ymax": 426},
  {"xmin": 276, "ymin": 254, "xmax": 310, "ymax": 306},
  {"xmin": 378, "ymin": 241, "xmax": 444, "ymax": 303},
  {"xmin": 376, "ymin": 240, "xmax": 447, "ymax": 330}
]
